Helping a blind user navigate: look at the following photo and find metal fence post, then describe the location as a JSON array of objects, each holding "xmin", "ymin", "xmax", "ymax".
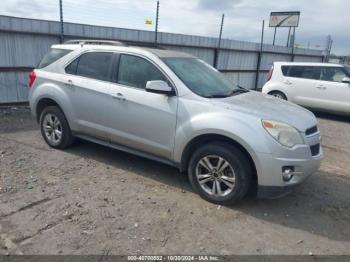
[
  {"xmin": 214, "ymin": 14, "xmax": 224, "ymax": 69},
  {"xmin": 255, "ymin": 20, "xmax": 264, "ymax": 90},
  {"xmin": 154, "ymin": 0, "xmax": 160, "ymax": 47},
  {"xmin": 59, "ymin": 0, "xmax": 64, "ymax": 43}
]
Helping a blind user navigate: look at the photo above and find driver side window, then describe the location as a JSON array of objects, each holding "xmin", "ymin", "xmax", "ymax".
[
  {"xmin": 320, "ymin": 67, "xmax": 347, "ymax": 83},
  {"xmin": 117, "ymin": 54, "xmax": 168, "ymax": 89}
]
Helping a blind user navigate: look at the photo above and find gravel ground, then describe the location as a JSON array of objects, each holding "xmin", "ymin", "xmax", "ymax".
[{"xmin": 0, "ymin": 107, "xmax": 349, "ymax": 255}]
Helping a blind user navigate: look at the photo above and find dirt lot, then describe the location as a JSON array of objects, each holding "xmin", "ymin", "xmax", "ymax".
[{"xmin": 0, "ymin": 107, "xmax": 349, "ymax": 255}]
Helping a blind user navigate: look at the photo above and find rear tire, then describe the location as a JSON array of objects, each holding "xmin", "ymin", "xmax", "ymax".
[
  {"xmin": 269, "ymin": 91, "xmax": 287, "ymax": 100},
  {"xmin": 40, "ymin": 106, "xmax": 74, "ymax": 149},
  {"xmin": 188, "ymin": 142, "xmax": 252, "ymax": 205}
]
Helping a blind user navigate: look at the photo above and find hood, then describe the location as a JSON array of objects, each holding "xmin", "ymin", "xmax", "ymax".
[{"xmin": 211, "ymin": 91, "xmax": 317, "ymax": 132}]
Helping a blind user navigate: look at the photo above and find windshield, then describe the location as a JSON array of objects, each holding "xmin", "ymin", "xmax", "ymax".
[{"xmin": 162, "ymin": 57, "xmax": 243, "ymax": 98}]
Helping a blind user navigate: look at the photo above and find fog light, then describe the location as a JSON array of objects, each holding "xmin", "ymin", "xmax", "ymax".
[{"xmin": 282, "ymin": 166, "xmax": 294, "ymax": 182}]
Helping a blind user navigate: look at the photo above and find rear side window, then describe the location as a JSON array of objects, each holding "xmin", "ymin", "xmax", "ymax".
[
  {"xmin": 66, "ymin": 52, "xmax": 114, "ymax": 82},
  {"xmin": 282, "ymin": 66, "xmax": 320, "ymax": 80},
  {"xmin": 38, "ymin": 48, "xmax": 71, "ymax": 69},
  {"xmin": 117, "ymin": 54, "xmax": 167, "ymax": 89}
]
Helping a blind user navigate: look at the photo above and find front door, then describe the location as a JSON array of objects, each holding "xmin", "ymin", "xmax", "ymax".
[
  {"xmin": 106, "ymin": 54, "xmax": 178, "ymax": 159},
  {"xmin": 315, "ymin": 66, "xmax": 350, "ymax": 114},
  {"xmin": 282, "ymin": 65, "xmax": 321, "ymax": 108}
]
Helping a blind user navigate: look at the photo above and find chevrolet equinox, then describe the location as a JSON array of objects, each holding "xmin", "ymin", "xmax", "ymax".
[{"xmin": 28, "ymin": 40, "xmax": 323, "ymax": 205}]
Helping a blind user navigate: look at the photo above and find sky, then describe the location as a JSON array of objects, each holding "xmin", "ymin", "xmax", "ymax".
[{"xmin": 0, "ymin": 0, "xmax": 349, "ymax": 55}]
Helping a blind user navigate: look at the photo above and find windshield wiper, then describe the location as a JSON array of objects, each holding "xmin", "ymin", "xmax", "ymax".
[
  {"xmin": 203, "ymin": 94, "xmax": 227, "ymax": 98},
  {"xmin": 227, "ymin": 88, "xmax": 249, "ymax": 96},
  {"xmin": 236, "ymin": 85, "xmax": 250, "ymax": 91},
  {"xmin": 204, "ymin": 85, "xmax": 249, "ymax": 98}
]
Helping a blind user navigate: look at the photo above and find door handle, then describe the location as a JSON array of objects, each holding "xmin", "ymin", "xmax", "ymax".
[
  {"xmin": 316, "ymin": 85, "xmax": 326, "ymax": 90},
  {"xmin": 111, "ymin": 93, "xmax": 126, "ymax": 101},
  {"xmin": 284, "ymin": 80, "xmax": 292, "ymax": 85},
  {"xmin": 64, "ymin": 79, "xmax": 74, "ymax": 88}
]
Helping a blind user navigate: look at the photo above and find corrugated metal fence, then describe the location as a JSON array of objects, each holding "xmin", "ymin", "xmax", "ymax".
[{"xmin": 0, "ymin": 15, "xmax": 324, "ymax": 104}]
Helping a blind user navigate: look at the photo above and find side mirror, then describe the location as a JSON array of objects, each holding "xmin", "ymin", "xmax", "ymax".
[
  {"xmin": 146, "ymin": 80, "xmax": 174, "ymax": 95},
  {"xmin": 342, "ymin": 77, "xmax": 350, "ymax": 84}
]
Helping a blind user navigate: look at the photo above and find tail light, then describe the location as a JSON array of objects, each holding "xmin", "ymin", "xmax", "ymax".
[
  {"xmin": 266, "ymin": 66, "xmax": 274, "ymax": 81},
  {"xmin": 28, "ymin": 71, "xmax": 36, "ymax": 88}
]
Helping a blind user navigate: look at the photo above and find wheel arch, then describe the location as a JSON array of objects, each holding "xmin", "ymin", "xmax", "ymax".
[
  {"xmin": 35, "ymin": 97, "xmax": 65, "ymax": 123},
  {"xmin": 179, "ymin": 134, "xmax": 257, "ymax": 183},
  {"xmin": 267, "ymin": 90, "xmax": 288, "ymax": 100}
]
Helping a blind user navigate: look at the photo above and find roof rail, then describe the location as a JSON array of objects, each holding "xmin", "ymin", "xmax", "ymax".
[{"xmin": 64, "ymin": 39, "xmax": 127, "ymax": 47}]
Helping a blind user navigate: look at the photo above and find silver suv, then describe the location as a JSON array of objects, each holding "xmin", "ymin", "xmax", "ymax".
[{"xmin": 29, "ymin": 40, "xmax": 322, "ymax": 205}]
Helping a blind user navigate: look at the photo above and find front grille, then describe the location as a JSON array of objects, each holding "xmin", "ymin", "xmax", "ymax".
[
  {"xmin": 306, "ymin": 125, "xmax": 318, "ymax": 136},
  {"xmin": 310, "ymin": 144, "xmax": 320, "ymax": 156}
]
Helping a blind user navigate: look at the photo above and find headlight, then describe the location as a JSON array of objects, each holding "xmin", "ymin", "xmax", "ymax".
[{"xmin": 262, "ymin": 120, "xmax": 304, "ymax": 148}]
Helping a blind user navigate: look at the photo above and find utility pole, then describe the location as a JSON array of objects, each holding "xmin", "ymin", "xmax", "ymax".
[
  {"xmin": 325, "ymin": 35, "xmax": 333, "ymax": 62},
  {"xmin": 59, "ymin": 0, "xmax": 64, "ymax": 43},
  {"xmin": 218, "ymin": 14, "xmax": 225, "ymax": 50},
  {"xmin": 329, "ymin": 39, "xmax": 333, "ymax": 55},
  {"xmin": 214, "ymin": 14, "xmax": 224, "ymax": 68},
  {"xmin": 154, "ymin": 0, "xmax": 160, "ymax": 47}
]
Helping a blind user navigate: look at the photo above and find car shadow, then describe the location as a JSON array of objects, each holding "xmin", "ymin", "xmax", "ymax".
[
  {"xmin": 313, "ymin": 111, "xmax": 350, "ymax": 123},
  {"xmin": 66, "ymin": 139, "xmax": 193, "ymax": 192},
  {"xmin": 65, "ymin": 139, "xmax": 350, "ymax": 242},
  {"xmin": 233, "ymin": 171, "xmax": 350, "ymax": 242}
]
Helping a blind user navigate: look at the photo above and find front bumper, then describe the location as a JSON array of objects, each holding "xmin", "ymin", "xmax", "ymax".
[{"xmin": 255, "ymin": 145, "xmax": 322, "ymax": 199}]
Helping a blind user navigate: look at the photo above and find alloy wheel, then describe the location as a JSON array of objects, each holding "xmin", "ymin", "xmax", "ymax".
[
  {"xmin": 43, "ymin": 113, "xmax": 63, "ymax": 145},
  {"xmin": 195, "ymin": 155, "xmax": 236, "ymax": 197}
]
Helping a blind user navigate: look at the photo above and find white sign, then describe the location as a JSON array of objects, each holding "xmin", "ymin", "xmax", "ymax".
[{"xmin": 269, "ymin": 12, "xmax": 300, "ymax": 27}]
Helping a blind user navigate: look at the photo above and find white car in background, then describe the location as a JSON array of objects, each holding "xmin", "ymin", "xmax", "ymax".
[{"xmin": 262, "ymin": 62, "xmax": 350, "ymax": 115}]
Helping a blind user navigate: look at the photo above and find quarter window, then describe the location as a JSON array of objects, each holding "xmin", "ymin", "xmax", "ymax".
[
  {"xmin": 38, "ymin": 48, "xmax": 71, "ymax": 69},
  {"xmin": 65, "ymin": 58, "xmax": 79, "ymax": 75},
  {"xmin": 117, "ymin": 54, "xmax": 167, "ymax": 89}
]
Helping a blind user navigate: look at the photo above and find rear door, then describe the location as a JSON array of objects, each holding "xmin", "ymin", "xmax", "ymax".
[
  {"xmin": 314, "ymin": 66, "xmax": 350, "ymax": 113},
  {"xmin": 64, "ymin": 51, "xmax": 116, "ymax": 140},
  {"xmin": 281, "ymin": 65, "xmax": 321, "ymax": 107},
  {"xmin": 106, "ymin": 53, "xmax": 178, "ymax": 159}
]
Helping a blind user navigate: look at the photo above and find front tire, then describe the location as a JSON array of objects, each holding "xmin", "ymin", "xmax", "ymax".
[
  {"xmin": 40, "ymin": 106, "xmax": 74, "ymax": 149},
  {"xmin": 188, "ymin": 142, "xmax": 252, "ymax": 205}
]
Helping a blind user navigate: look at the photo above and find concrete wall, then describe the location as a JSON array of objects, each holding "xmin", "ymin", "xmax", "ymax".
[{"xmin": 0, "ymin": 15, "xmax": 324, "ymax": 103}]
